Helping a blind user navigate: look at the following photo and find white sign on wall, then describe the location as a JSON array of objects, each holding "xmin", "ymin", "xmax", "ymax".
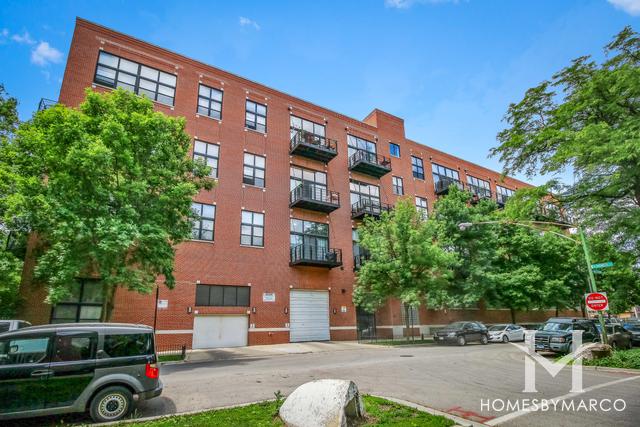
[
  {"xmin": 157, "ymin": 299, "xmax": 169, "ymax": 309},
  {"xmin": 263, "ymin": 292, "xmax": 276, "ymax": 302}
]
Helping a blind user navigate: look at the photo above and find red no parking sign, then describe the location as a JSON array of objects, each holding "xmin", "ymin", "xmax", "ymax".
[{"xmin": 585, "ymin": 292, "xmax": 609, "ymax": 311}]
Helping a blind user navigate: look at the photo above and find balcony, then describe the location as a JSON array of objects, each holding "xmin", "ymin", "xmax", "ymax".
[
  {"xmin": 289, "ymin": 130, "xmax": 338, "ymax": 163},
  {"xmin": 353, "ymin": 250, "xmax": 370, "ymax": 271},
  {"xmin": 467, "ymin": 184, "xmax": 492, "ymax": 204},
  {"xmin": 289, "ymin": 183, "xmax": 340, "ymax": 213},
  {"xmin": 38, "ymin": 98, "xmax": 57, "ymax": 112},
  {"xmin": 348, "ymin": 150, "xmax": 392, "ymax": 178},
  {"xmin": 290, "ymin": 244, "xmax": 343, "ymax": 269},
  {"xmin": 351, "ymin": 199, "xmax": 392, "ymax": 220},
  {"xmin": 434, "ymin": 177, "xmax": 464, "ymax": 195}
]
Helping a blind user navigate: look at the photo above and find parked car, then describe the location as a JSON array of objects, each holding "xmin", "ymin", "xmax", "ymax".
[
  {"xmin": 622, "ymin": 321, "xmax": 640, "ymax": 347},
  {"xmin": 0, "ymin": 320, "xmax": 31, "ymax": 333},
  {"xmin": 599, "ymin": 324, "xmax": 633, "ymax": 350},
  {"xmin": 487, "ymin": 324, "xmax": 525, "ymax": 343},
  {"xmin": 0, "ymin": 323, "xmax": 162, "ymax": 422},
  {"xmin": 434, "ymin": 321, "xmax": 489, "ymax": 346},
  {"xmin": 534, "ymin": 317, "xmax": 600, "ymax": 354}
]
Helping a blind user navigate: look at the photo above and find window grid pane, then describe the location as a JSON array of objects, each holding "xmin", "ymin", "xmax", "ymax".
[
  {"xmin": 191, "ymin": 202, "xmax": 216, "ymax": 241},
  {"xmin": 243, "ymin": 153, "xmax": 266, "ymax": 187},
  {"xmin": 241, "ymin": 210, "xmax": 264, "ymax": 247},
  {"xmin": 93, "ymin": 51, "xmax": 176, "ymax": 106},
  {"xmin": 193, "ymin": 140, "xmax": 220, "ymax": 178},
  {"xmin": 197, "ymin": 84, "xmax": 223, "ymax": 120},
  {"xmin": 195, "ymin": 285, "xmax": 250, "ymax": 307},
  {"xmin": 245, "ymin": 100, "xmax": 267, "ymax": 133}
]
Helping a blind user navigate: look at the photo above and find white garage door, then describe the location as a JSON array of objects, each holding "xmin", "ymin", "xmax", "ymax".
[
  {"xmin": 290, "ymin": 290, "xmax": 330, "ymax": 342},
  {"xmin": 192, "ymin": 315, "xmax": 248, "ymax": 349}
]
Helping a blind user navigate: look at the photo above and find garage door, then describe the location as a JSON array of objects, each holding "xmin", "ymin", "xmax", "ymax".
[
  {"xmin": 290, "ymin": 290, "xmax": 330, "ymax": 342},
  {"xmin": 192, "ymin": 315, "xmax": 248, "ymax": 349}
]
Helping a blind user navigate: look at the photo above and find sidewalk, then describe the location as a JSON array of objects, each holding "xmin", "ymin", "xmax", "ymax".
[{"xmin": 184, "ymin": 341, "xmax": 381, "ymax": 363}]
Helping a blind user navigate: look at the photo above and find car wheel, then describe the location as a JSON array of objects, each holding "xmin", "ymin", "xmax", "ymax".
[
  {"xmin": 481, "ymin": 335, "xmax": 488, "ymax": 345},
  {"xmin": 502, "ymin": 335, "xmax": 510, "ymax": 343},
  {"xmin": 90, "ymin": 386, "xmax": 133, "ymax": 423},
  {"xmin": 457, "ymin": 335, "xmax": 466, "ymax": 346}
]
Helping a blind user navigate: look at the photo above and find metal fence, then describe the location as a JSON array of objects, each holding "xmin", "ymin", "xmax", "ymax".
[{"xmin": 156, "ymin": 343, "xmax": 187, "ymax": 361}]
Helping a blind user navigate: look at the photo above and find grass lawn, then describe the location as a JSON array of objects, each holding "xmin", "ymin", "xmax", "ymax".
[
  {"xmin": 158, "ymin": 354, "xmax": 184, "ymax": 363},
  {"xmin": 582, "ymin": 348, "xmax": 640, "ymax": 370},
  {"xmin": 122, "ymin": 395, "xmax": 454, "ymax": 427}
]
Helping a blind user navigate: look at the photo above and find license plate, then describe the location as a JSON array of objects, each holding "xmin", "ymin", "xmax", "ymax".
[{"xmin": 536, "ymin": 344, "xmax": 545, "ymax": 349}]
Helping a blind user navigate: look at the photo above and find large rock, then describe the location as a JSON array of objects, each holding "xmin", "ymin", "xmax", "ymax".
[{"xmin": 279, "ymin": 379, "xmax": 365, "ymax": 427}]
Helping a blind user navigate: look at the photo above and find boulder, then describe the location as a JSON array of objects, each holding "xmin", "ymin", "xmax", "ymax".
[{"xmin": 279, "ymin": 379, "xmax": 365, "ymax": 427}]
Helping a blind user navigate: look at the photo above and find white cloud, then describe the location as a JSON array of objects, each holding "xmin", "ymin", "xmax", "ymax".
[
  {"xmin": 607, "ymin": 0, "xmax": 640, "ymax": 16},
  {"xmin": 384, "ymin": 0, "xmax": 462, "ymax": 8},
  {"xmin": 31, "ymin": 41, "xmax": 63, "ymax": 66},
  {"xmin": 1, "ymin": 29, "xmax": 8, "ymax": 37},
  {"xmin": 11, "ymin": 31, "xmax": 35, "ymax": 45},
  {"xmin": 239, "ymin": 16, "xmax": 260, "ymax": 30}
]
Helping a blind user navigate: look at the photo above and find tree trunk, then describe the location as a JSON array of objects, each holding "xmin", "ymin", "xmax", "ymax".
[
  {"xmin": 555, "ymin": 306, "xmax": 559, "ymax": 317},
  {"xmin": 510, "ymin": 307, "xmax": 516, "ymax": 324},
  {"xmin": 101, "ymin": 284, "xmax": 118, "ymax": 322}
]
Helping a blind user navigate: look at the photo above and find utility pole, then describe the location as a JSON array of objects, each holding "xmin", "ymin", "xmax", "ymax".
[{"xmin": 578, "ymin": 227, "xmax": 608, "ymax": 345}]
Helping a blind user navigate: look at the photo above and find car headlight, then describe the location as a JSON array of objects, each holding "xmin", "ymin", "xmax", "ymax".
[
  {"xmin": 448, "ymin": 332, "xmax": 457, "ymax": 337},
  {"xmin": 550, "ymin": 337, "xmax": 566, "ymax": 343}
]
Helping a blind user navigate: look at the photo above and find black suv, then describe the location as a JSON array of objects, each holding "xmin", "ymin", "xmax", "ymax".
[
  {"xmin": 534, "ymin": 317, "xmax": 600, "ymax": 354},
  {"xmin": 434, "ymin": 321, "xmax": 489, "ymax": 346},
  {"xmin": 0, "ymin": 323, "xmax": 162, "ymax": 423}
]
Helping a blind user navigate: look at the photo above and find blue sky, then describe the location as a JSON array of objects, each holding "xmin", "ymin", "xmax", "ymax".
[{"xmin": 1, "ymin": 0, "xmax": 639, "ymax": 184}]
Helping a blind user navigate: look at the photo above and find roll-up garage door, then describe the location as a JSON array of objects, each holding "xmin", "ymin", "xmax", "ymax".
[
  {"xmin": 289, "ymin": 290, "xmax": 330, "ymax": 342},
  {"xmin": 192, "ymin": 315, "xmax": 248, "ymax": 349}
]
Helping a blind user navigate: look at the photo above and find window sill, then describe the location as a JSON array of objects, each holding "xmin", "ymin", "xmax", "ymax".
[
  {"xmin": 240, "ymin": 244, "xmax": 264, "ymax": 249},
  {"xmin": 242, "ymin": 184, "xmax": 266, "ymax": 190},
  {"xmin": 189, "ymin": 239, "xmax": 215, "ymax": 244},
  {"xmin": 196, "ymin": 113, "xmax": 222, "ymax": 123},
  {"xmin": 245, "ymin": 127, "xmax": 267, "ymax": 136},
  {"xmin": 91, "ymin": 82, "xmax": 175, "ymax": 109}
]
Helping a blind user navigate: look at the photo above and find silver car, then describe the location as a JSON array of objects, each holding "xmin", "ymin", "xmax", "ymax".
[
  {"xmin": 488, "ymin": 324, "xmax": 525, "ymax": 343},
  {"xmin": 0, "ymin": 320, "xmax": 32, "ymax": 333}
]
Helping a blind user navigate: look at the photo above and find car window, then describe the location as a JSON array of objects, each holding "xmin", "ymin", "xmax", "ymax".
[
  {"xmin": 541, "ymin": 322, "xmax": 572, "ymax": 332},
  {"xmin": 54, "ymin": 334, "xmax": 97, "ymax": 362},
  {"xmin": 488, "ymin": 325, "xmax": 507, "ymax": 331},
  {"xmin": 0, "ymin": 336, "xmax": 50, "ymax": 365},
  {"xmin": 0, "ymin": 322, "xmax": 10, "ymax": 333},
  {"xmin": 103, "ymin": 333, "xmax": 153, "ymax": 358},
  {"xmin": 18, "ymin": 321, "xmax": 31, "ymax": 329}
]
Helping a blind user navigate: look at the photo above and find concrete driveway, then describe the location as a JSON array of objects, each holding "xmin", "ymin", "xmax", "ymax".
[{"xmin": 136, "ymin": 342, "xmax": 640, "ymax": 426}]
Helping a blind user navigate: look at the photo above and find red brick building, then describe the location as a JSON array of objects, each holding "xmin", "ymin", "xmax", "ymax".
[{"xmin": 19, "ymin": 18, "xmax": 569, "ymax": 349}]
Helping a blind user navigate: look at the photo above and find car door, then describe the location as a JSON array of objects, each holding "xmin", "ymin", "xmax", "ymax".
[
  {"xmin": 506, "ymin": 325, "xmax": 518, "ymax": 341},
  {"xmin": 46, "ymin": 330, "xmax": 98, "ymax": 408},
  {"xmin": 0, "ymin": 332, "xmax": 53, "ymax": 414}
]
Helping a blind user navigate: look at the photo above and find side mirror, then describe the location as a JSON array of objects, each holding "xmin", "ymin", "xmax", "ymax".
[{"xmin": 96, "ymin": 349, "xmax": 107, "ymax": 359}]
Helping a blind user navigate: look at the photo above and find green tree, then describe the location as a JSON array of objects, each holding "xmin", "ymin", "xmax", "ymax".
[
  {"xmin": 352, "ymin": 198, "xmax": 455, "ymax": 330},
  {"xmin": 0, "ymin": 84, "xmax": 23, "ymax": 317},
  {"xmin": 1, "ymin": 88, "xmax": 214, "ymax": 320},
  {"xmin": 491, "ymin": 26, "xmax": 640, "ymax": 261}
]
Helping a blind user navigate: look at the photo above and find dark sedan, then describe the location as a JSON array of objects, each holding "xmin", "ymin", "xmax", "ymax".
[{"xmin": 434, "ymin": 321, "xmax": 489, "ymax": 346}]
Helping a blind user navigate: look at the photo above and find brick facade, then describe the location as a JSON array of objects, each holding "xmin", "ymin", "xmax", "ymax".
[{"xmin": 18, "ymin": 18, "xmax": 566, "ymax": 349}]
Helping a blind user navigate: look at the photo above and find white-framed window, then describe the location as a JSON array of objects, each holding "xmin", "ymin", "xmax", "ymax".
[
  {"xmin": 197, "ymin": 84, "xmax": 223, "ymax": 120},
  {"xmin": 415, "ymin": 196, "xmax": 428, "ymax": 219},
  {"xmin": 246, "ymin": 100, "xmax": 267, "ymax": 133},
  {"xmin": 191, "ymin": 202, "xmax": 216, "ymax": 241},
  {"xmin": 193, "ymin": 140, "xmax": 219, "ymax": 178},
  {"xmin": 243, "ymin": 153, "xmax": 266, "ymax": 187},
  {"xmin": 392, "ymin": 176, "xmax": 404, "ymax": 195}
]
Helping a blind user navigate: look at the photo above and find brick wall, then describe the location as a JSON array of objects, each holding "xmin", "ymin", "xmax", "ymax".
[{"xmin": 18, "ymin": 18, "xmax": 540, "ymax": 348}]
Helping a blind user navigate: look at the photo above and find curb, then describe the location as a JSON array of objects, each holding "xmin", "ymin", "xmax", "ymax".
[
  {"xmin": 581, "ymin": 365, "xmax": 640, "ymax": 375},
  {"xmin": 372, "ymin": 396, "xmax": 487, "ymax": 427}
]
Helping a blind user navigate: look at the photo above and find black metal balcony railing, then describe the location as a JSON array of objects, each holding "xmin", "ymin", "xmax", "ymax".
[
  {"xmin": 290, "ymin": 244, "xmax": 343, "ymax": 268},
  {"xmin": 434, "ymin": 177, "xmax": 464, "ymax": 195},
  {"xmin": 496, "ymin": 194, "xmax": 510, "ymax": 207},
  {"xmin": 289, "ymin": 130, "xmax": 338, "ymax": 163},
  {"xmin": 289, "ymin": 183, "xmax": 340, "ymax": 213},
  {"xmin": 38, "ymin": 98, "xmax": 57, "ymax": 112},
  {"xmin": 467, "ymin": 184, "xmax": 492, "ymax": 203},
  {"xmin": 351, "ymin": 198, "xmax": 393, "ymax": 220},
  {"xmin": 348, "ymin": 150, "xmax": 392, "ymax": 178},
  {"xmin": 353, "ymin": 250, "xmax": 370, "ymax": 271}
]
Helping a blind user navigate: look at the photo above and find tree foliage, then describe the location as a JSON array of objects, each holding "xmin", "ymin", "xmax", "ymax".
[
  {"xmin": 0, "ymin": 88, "xmax": 214, "ymax": 320},
  {"xmin": 492, "ymin": 26, "xmax": 640, "ymax": 261},
  {"xmin": 352, "ymin": 198, "xmax": 455, "ymax": 316},
  {"xmin": 0, "ymin": 84, "xmax": 23, "ymax": 317}
]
